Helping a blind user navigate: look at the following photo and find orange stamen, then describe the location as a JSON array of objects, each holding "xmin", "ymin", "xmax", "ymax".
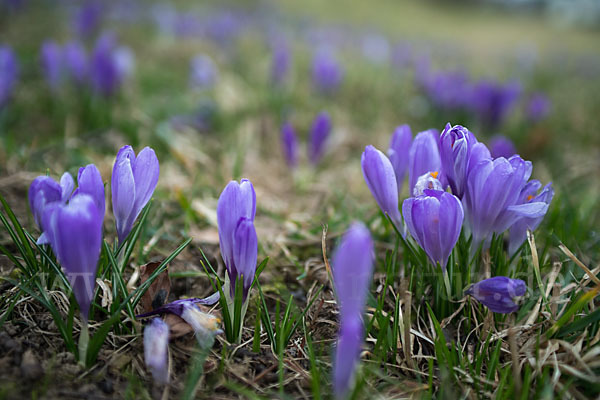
[
  {"xmin": 527, "ymin": 195, "xmax": 534, "ymax": 202},
  {"xmin": 430, "ymin": 171, "xmax": 439, "ymax": 179}
]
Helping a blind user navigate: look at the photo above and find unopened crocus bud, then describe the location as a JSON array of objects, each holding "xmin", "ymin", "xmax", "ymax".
[
  {"xmin": 469, "ymin": 79, "xmax": 521, "ymax": 130},
  {"xmin": 73, "ymin": 164, "xmax": 105, "ymax": 216},
  {"xmin": 508, "ymin": 182, "xmax": 553, "ymax": 255},
  {"xmin": 465, "ymin": 276, "xmax": 526, "ymax": 313},
  {"xmin": 402, "ymin": 190, "xmax": 463, "ymax": 269},
  {"xmin": 408, "ymin": 129, "xmax": 442, "ymax": 194},
  {"xmin": 387, "ymin": 124, "xmax": 412, "ymax": 193},
  {"xmin": 0, "ymin": 46, "xmax": 18, "ymax": 108},
  {"xmin": 217, "ymin": 179, "xmax": 257, "ymax": 300},
  {"xmin": 73, "ymin": 0, "xmax": 103, "ymax": 38},
  {"xmin": 308, "ymin": 111, "xmax": 331, "ymax": 165},
  {"xmin": 63, "ymin": 41, "xmax": 87, "ymax": 85},
  {"xmin": 439, "ymin": 124, "xmax": 479, "ymax": 199},
  {"xmin": 111, "ymin": 145, "xmax": 159, "ymax": 242},
  {"xmin": 42, "ymin": 194, "xmax": 103, "ymax": 320},
  {"xmin": 332, "ymin": 222, "xmax": 374, "ymax": 400},
  {"xmin": 144, "ymin": 318, "xmax": 169, "ymax": 384},
  {"xmin": 361, "ymin": 145, "xmax": 402, "ymax": 229},
  {"xmin": 312, "ymin": 48, "xmax": 343, "ymax": 94},
  {"xmin": 40, "ymin": 41, "xmax": 63, "ymax": 91},
  {"xmin": 526, "ymin": 93, "xmax": 550, "ymax": 123},
  {"xmin": 281, "ymin": 122, "xmax": 298, "ymax": 168},
  {"xmin": 90, "ymin": 33, "xmax": 128, "ymax": 97},
  {"xmin": 189, "ymin": 54, "xmax": 218, "ymax": 90},
  {"xmin": 270, "ymin": 39, "xmax": 290, "ymax": 86},
  {"xmin": 489, "ymin": 135, "xmax": 516, "ymax": 159}
]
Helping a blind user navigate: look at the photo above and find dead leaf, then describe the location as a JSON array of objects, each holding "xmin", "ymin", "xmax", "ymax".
[{"xmin": 139, "ymin": 261, "xmax": 171, "ymax": 314}]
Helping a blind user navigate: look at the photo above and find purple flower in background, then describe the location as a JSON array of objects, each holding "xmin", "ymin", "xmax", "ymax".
[
  {"xmin": 387, "ymin": 124, "xmax": 412, "ymax": 193},
  {"xmin": 281, "ymin": 122, "xmax": 298, "ymax": 168},
  {"xmin": 0, "ymin": 46, "xmax": 18, "ymax": 107},
  {"xmin": 189, "ymin": 54, "xmax": 218, "ymax": 90},
  {"xmin": 270, "ymin": 39, "xmax": 290, "ymax": 86},
  {"xmin": 144, "ymin": 318, "xmax": 169, "ymax": 384},
  {"xmin": 408, "ymin": 129, "xmax": 442, "ymax": 193},
  {"xmin": 420, "ymin": 69, "xmax": 470, "ymax": 110},
  {"xmin": 402, "ymin": 190, "xmax": 464, "ymax": 269},
  {"xmin": 308, "ymin": 111, "xmax": 332, "ymax": 165},
  {"xmin": 469, "ymin": 79, "xmax": 521, "ymax": 129},
  {"xmin": 466, "ymin": 276, "xmax": 526, "ymax": 313},
  {"xmin": 72, "ymin": 164, "xmax": 105, "ymax": 216},
  {"xmin": 439, "ymin": 124, "xmax": 491, "ymax": 199},
  {"xmin": 312, "ymin": 48, "xmax": 343, "ymax": 94},
  {"xmin": 508, "ymin": 182, "xmax": 554, "ymax": 255},
  {"xmin": 361, "ymin": 33, "xmax": 391, "ymax": 65},
  {"xmin": 63, "ymin": 41, "xmax": 88, "ymax": 85},
  {"xmin": 464, "ymin": 155, "xmax": 549, "ymax": 248},
  {"xmin": 29, "ymin": 173, "xmax": 74, "ymax": 237},
  {"xmin": 111, "ymin": 145, "xmax": 160, "ymax": 242},
  {"xmin": 40, "ymin": 41, "xmax": 63, "ymax": 91},
  {"xmin": 391, "ymin": 42, "xmax": 412, "ymax": 70},
  {"xmin": 217, "ymin": 179, "xmax": 257, "ymax": 300},
  {"xmin": 332, "ymin": 222, "xmax": 374, "ymax": 399},
  {"xmin": 361, "ymin": 145, "xmax": 402, "ymax": 229},
  {"xmin": 89, "ymin": 33, "xmax": 129, "ymax": 97},
  {"xmin": 526, "ymin": 93, "xmax": 551, "ymax": 122},
  {"xmin": 73, "ymin": 1, "xmax": 103, "ymax": 38},
  {"xmin": 489, "ymin": 135, "xmax": 516, "ymax": 159},
  {"xmin": 42, "ymin": 194, "xmax": 103, "ymax": 320}
]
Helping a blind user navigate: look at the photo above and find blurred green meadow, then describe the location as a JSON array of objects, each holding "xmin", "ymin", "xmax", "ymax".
[{"xmin": 1, "ymin": 0, "xmax": 600, "ymax": 399}]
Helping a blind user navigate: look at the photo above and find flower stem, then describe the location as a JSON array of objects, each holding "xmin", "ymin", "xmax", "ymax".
[{"xmin": 78, "ymin": 318, "xmax": 89, "ymax": 366}]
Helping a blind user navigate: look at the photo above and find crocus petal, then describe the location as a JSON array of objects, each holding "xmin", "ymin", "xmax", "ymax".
[
  {"xmin": 387, "ymin": 124, "xmax": 412, "ymax": 192},
  {"xmin": 60, "ymin": 172, "xmax": 75, "ymax": 202},
  {"xmin": 333, "ymin": 316, "xmax": 363, "ymax": 399},
  {"xmin": 281, "ymin": 122, "xmax": 298, "ymax": 168},
  {"xmin": 130, "ymin": 146, "xmax": 159, "ymax": 223},
  {"xmin": 231, "ymin": 217, "xmax": 258, "ymax": 299},
  {"xmin": 408, "ymin": 129, "xmax": 441, "ymax": 193},
  {"xmin": 144, "ymin": 318, "xmax": 169, "ymax": 384},
  {"xmin": 75, "ymin": 164, "xmax": 105, "ymax": 216},
  {"xmin": 308, "ymin": 111, "xmax": 332, "ymax": 165},
  {"xmin": 29, "ymin": 176, "xmax": 62, "ymax": 229},
  {"xmin": 180, "ymin": 303, "xmax": 223, "ymax": 348},
  {"xmin": 466, "ymin": 276, "xmax": 526, "ymax": 313},
  {"xmin": 112, "ymin": 155, "xmax": 135, "ymax": 242}
]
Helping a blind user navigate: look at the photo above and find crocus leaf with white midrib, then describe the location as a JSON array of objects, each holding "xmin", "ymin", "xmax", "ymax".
[
  {"xmin": 111, "ymin": 145, "xmax": 159, "ymax": 243},
  {"xmin": 332, "ymin": 222, "xmax": 374, "ymax": 399},
  {"xmin": 465, "ymin": 276, "xmax": 526, "ymax": 313}
]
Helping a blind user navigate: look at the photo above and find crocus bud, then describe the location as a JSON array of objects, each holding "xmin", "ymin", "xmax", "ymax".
[
  {"xmin": 189, "ymin": 54, "xmax": 218, "ymax": 90},
  {"xmin": 489, "ymin": 135, "xmax": 516, "ymax": 159},
  {"xmin": 90, "ymin": 33, "xmax": 128, "ymax": 97},
  {"xmin": 332, "ymin": 222, "xmax": 374, "ymax": 399},
  {"xmin": 73, "ymin": 1, "xmax": 103, "ymax": 38},
  {"xmin": 361, "ymin": 145, "xmax": 402, "ymax": 229},
  {"xmin": 402, "ymin": 190, "xmax": 463, "ymax": 269},
  {"xmin": 464, "ymin": 155, "xmax": 548, "ymax": 248},
  {"xmin": 0, "ymin": 46, "xmax": 18, "ymax": 108},
  {"xmin": 63, "ymin": 41, "xmax": 88, "ymax": 85},
  {"xmin": 469, "ymin": 79, "xmax": 521, "ymax": 130},
  {"xmin": 281, "ymin": 122, "xmax": 298, "ymax": 168},
  {"xmin": 270, "ymin": 39, "xmax": 290, "ymax": 86},
  {"xmin": 73, "ymin": 164, "xmax": 105, "ymax": 216},
  {"xmin": 217, "ymin": 179, "xmax": 257, "ymax": 300},
  {"xmin": 465, "ymin": 276, "xmax": 526, "ymax": 313},
  {"xmin": 308, "ymin": 111, "xmax": 331, "ymax": 165},
  {"xmin": 526, "ymin": 93, "xmax": 550, "ymax": 123},
  {"xmin": 144, "ymin": 318, "xmax": 169, "ymax": 384},
  {"xmin": 42, "ymin": 194, "xmax": 103, "ymax": 320},
  {"xmin": 387, "ymin": 124, "xmax": 412, "ymax": 193},
  {"xmin": 408, "ymin": 129, "xmax": 442, "ymax": 194},
  {"xmin": 439, "ymin": 124, "xmax": 478, "ymax": 199},
  {"xmin": 413, "ymin": 171, "xmax": 443, "ymax": 196},
  {"xmin": 508, "ymin": 182, "xmax": 553, "ymax": 255},
  {"xmin": 312, "ymin": 48, "xmax": 343, "ymax": 94},
  {"xmin": 111, "ymin": 145, "xmax": 160, "ymax": 242},
  {"xmin": 40, "ymin": 41, "xmax": 63, "ymax": 91}
]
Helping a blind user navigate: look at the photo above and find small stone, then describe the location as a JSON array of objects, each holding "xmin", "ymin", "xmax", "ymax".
[
  {"xmin": 97, "ymin": 378, "xmax": 114, "ymax": 394},
  {"xmin": 21, "ymin": 349, "xmax": 43, "ymax": 381}
]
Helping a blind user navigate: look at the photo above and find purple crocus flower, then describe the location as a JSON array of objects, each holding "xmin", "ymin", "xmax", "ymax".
[
  {"xmin": 469, "ymin": 79, "xmax": 521, "ymax": 129},
  {"xmin": 361, "ymin": 145, "xmax": 402, "ymax": 229},
  {"xmin": 332, "ymin": 222, "xmax": 374, "ymax": 399},
  {"xmin": 0, "ymin": 46, "xmax": 18, "ymax": 107},
  {"xmin": 73, "ymin": 1, "xmax": 103, "ymax": 38},
  {"xmin": 312, "ymin": 48, "xmax": 343, "ymax": 94},
  {"xmin": 216, "ymin": 179, "xmax": 257, "ymax": 300},
  {"xmin": 464, "ymin": 155, "xmax": 549, "ymax": 248},
  {"xmin": 308, "ymin": 111, "xmax": 332, "ymax": 165},
  {"xmin": 63, "ymin": 41, "xmax": 88, "ymax": 85},
  {"xmin": 89, "ymin": 33, "xmax": 126, "ymax": 97},
  {"xmin": 508, "ymin": 182, "xmax": 554, "ymax": 255},
  {"xmin": 189, "ymin": 54, "xmax": 218, "ymax": 90},
  {"xmin": 387, "ymin": 124, "xmax": 412, "ymax": 193},
  {"xmin": 29, "ymin": 173, "xmax": 75, "ymax": 244},
  {"xmin": 361, "ymin": 33, "xmax": 391, "ymax": 65},
  {"xmin": 281, "ymin": 121, "xmax": 298, "ymax": 168},
  {"xmin": 408, "ymin": 129, "xmax": 442, "ymax": 194},
  {"xmin": 144, "ymin": 318, "xmax": 169, "ymax": 384},
  {"xmin": 526, "ymin": 93, "xmax": 551, "ymax": 122},
  {"xmin": 111, "ymin": 145, "xmax": 160, "ymax": 242},
  {"xmin": 40, "ymin": 41, "xmax": 63, "ymax": 91},
  {"xmin": 439, "ymin": 124, "xmax": 491, "ymax": 199},
  {"xmin": 270, "ymin": 39, "xmax": 290, "ymax": 86},
  {"xmin": 402, "ymin": 190, "xmax": 464, "ymax": 269},
  {"xmin": 489, "ymin": 135, "xmax": 516, "ymax": 159},
  {"xmin": 73, "ymin": 164, "xmax": 105, "ymax": 217},
  {"xmin": 42, "ymin": 194, "xmax": 103, "ymax": 320},
  {"xmin": 465, "ymin": 276, "xmax": 526, "ymax": 313}
]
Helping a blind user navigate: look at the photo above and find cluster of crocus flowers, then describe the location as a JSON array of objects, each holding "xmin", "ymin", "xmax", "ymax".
[
  {"xmin": 0, "ymin": 46, "xmax": 18, "ymax": 108},
  {"xmin": 280, "ymin": 111, "xmax": 332, "ymax": 168},
  {"xmin": 332, "ymin": 222, "xmax": 374, "ymax": 399}
]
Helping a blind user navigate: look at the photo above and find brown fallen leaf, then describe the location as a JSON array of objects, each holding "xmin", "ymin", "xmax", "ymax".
[{"xmin": 139, "ymin": 261, "xmax": 171, "ymax": 315}]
